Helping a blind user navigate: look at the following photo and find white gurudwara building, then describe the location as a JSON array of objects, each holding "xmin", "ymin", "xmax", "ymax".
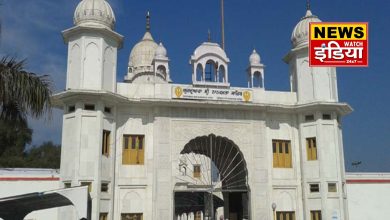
[
  {"xmin": 6, "ymin": 1, "xmax": 390, "ymax": 220},
  {"xmin": 2, "ymin": 1, "xmax": 390, "ymax": 219},
  {"xmin": 2, "ymin": 0, "xmax": 390, "ymax": 220},
  {"xmin": 50, "ymin": 0, "xmax": 352, "ymax": 219}
]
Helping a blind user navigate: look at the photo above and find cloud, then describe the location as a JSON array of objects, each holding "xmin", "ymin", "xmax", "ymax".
[
  {"xmin": 40, "ymin": 53, "xmax": 67, "ymax": 92},
  {"xmin": 0, "ymin": 0, "xmax": 127, "ymax": 146},
  {"xmin": 1, "ymin": 0, "xmax": 72, "ymax": 88},
  {"xmin": 1, "ymin": 0, "xmax": 77, "ymax": 146}
]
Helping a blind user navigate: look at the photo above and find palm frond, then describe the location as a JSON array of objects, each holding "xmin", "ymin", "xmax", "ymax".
[{"xmin": 0, "ymin": 57, "xmax": 53, "ymax": 122}]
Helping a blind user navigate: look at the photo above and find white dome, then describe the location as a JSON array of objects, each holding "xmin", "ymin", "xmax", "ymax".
[
  {"xmin": 128, "ymin": 32, "xmax": 158, "ymax": 68},
  {"xmin": 192, "ymin": 42, "xmax": 229, "ymax": 62},
  {"xmin": 74, "ymin": 0, "xmax": 115, "ymax": 29},
  {"xmin": 249, "ymin": 49, "xmax": 261, "ymax": 65},
  {"xmin": 155, "ymin": 42, "xmax": 167, "ymax": 59},
  {"xmin": 291, "ymin": 10, "xmax": 321, "ymax": 48}
]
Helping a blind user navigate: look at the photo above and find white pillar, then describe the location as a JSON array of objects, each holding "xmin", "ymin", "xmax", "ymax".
[
  {"xmin": 192, "ymin": 64, "xmax": 196, "ymax": 82},
  {"xmin": 261, "ymin": 73, "xmax": 265, "ymax": 88}
]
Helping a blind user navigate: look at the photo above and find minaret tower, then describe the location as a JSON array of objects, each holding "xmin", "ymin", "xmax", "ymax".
[
  {"xmin": 284, "ymin": 3, "xmax": 349, "ymax": 220},
  {"xmin": 59, "ymin": 0, "xmax": 123, "ymax": 220},
  {"xmin": 284, "ymin": 4, "xmax": 338, "ymax": 103},
  {"xmin": 247, "ymin": 49, "xmax": 265, "ymax": 89},
  {"xmin": 63, "ymin": 0, "xmax": 123, "ymax": 92},
  {"xmin": 126, "ymin": 12, "xmax": 171, "ymax": 83}
]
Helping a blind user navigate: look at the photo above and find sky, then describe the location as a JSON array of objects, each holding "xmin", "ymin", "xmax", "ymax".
[{"xmin": 0, "ymin": 0, "xmax": 389, "ymax": 172}]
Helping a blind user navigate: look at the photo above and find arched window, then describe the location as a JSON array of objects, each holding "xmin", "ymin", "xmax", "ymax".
[
  {"xmin": 218, "ymin": 65, "xmax": 226, "ymax": 83},
  {"xmin": 196, "ymin": 64, "xmax": 203, "ymax": 82},
  {"xmin": 157, "ymin": 65, "xmax": 167, "ymax": 80},
  {"xmin": 205, "ymin": 60, "xmax": 217, "ymax": 82},
  {"xmin": 253, "ymin": 71, "xmax": 263, "ymax": 88}
]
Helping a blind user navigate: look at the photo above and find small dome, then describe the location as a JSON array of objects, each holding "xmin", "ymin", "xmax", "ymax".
[
  {"xmin": 291, "ymin": 10, "xmax": 321, "ymax": 48},
  {"xmin": 155, "ymin": 42, "xmax": 167, "ymax": 59},
  {"xmin": 74, "ymin": 0, "xmax": 115, "ymax": 29},
  {"xmin": 128, "ymin": 32, "xmax": 158, "ymax": 68},
  {"xmin": 249, "ymin": 49, "xmax": 261, "ymax": 65},
  {"xmin": 192, "ymin": 42, "xmax": 229, "ymax": 62}
]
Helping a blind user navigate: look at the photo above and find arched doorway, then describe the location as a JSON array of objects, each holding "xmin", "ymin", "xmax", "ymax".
[{"xmin": 174, "ymin": 134, "xmax": 250, "ymax": 220}]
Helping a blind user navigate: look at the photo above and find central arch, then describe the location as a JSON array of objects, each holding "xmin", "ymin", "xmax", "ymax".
[{"xmin": 174, "ymin": 134, "xmax": 250, "ymax": 220}]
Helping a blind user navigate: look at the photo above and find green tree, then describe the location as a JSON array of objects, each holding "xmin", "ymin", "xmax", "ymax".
[
  {"xmin": 0, "ymin": 140, "xmax": 61, "ymax": 169},
  {"xmin": 0, "ymin": 120, "xmax": 31, "ymax": 167},
  {"xmin": 25, "ymin": 141, "xmax": 61, "ymax": 169},
  {"xmin": 0, "ymin": 57, "xmax": 52, "ymax": 159},
  {"xmin": 0, "ymin": 57, "xmax": 53, "ymax": 166}
]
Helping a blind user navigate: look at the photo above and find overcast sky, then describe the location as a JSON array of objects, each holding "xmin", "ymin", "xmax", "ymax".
[{"xmin": 1, "ymin": 0, "xmax": 389, "ymax": 172}]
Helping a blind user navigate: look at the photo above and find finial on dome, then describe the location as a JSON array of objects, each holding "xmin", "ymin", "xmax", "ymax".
[
  {"xmin": 290, "ymin": 0, "xmax": 321, "ymax": 48},
  {"xmin": 305, "ymin": 0, "xmax": 314, "ymax": 17},
  {"xmin": 146, "ymin": 11, "xmax": 151, "ymax": 32},
  {"xmin": 208, "ymin": 29, "xmax": 211, "ymax": 42}
]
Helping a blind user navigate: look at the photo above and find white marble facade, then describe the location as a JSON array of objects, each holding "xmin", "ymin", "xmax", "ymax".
[{"xmin": 54, "ymin": 0, "xmax": 351, "ymax": 219}]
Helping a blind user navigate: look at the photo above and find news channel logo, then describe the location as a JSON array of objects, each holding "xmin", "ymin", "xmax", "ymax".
[{"xmin": 309, "ymin": 22, "xmax": 368, "ymax": 67}]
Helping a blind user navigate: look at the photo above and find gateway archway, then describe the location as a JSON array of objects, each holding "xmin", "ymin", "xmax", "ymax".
[{"xmin": 174, "ymin": 134, "xmax": 250, "ymax": 220}]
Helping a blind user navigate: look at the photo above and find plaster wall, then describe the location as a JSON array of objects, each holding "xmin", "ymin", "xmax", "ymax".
[
  {"xmin": 346, "ymin": 173, "xmax": 390, "ymax": 220},
  {"xmin": 0, "ymin": 169, "xmax": 60, "ymax": 220}
]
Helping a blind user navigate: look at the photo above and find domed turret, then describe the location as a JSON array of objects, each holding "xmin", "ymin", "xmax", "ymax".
[
  {"xmin": 128, "ymin": 32, "xmax": 158, "ymax": 68},
  {"xmin": 155, "ymin": 43, "xmax": 168, "ymax": 59},
  {"xmin": 249, "ymin": 49, "xmax": 261, "ymax": 65},
  {"xmin": 127, "ymin": 12, "xmax": 158, "ymax": 75},
  {"xmin": 192, "ymin": 42, "xmax": 229, "ymax": 62},
  {"xmin": 126, "ymin": 12, "xmax": 170, "ymax": 83},
  {"xmin": 64, "ymin": 0, "xmax": 123, "ymax": 92},
  {"xmin": 247, "ymin": 49, "xmax": 264, "ymax": 89},
  {"xmin": 74, "ymin": 0, "xmax": 116, "ymax": 29},
  {"xmin": 285, "ymin": 5, "xmax": 338, "ymax": 103},
  {"xmin": 291, "ymin": 9, "xmax": 321, "ymax": 48},
  {"xmin": 153, "ymin": 42, "xmax": 171, "ymax": 83},
  {"xmin": 190, "ymin": 42, "xmax": 230, "ymax": 86}
]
